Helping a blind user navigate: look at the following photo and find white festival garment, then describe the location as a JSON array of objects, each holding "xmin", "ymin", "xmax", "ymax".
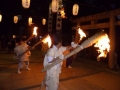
[{"xmin": 43, "ymin": 45, "xmax": 66, "ymax": 90}]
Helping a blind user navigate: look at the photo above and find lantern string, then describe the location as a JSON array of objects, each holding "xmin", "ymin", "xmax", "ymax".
[{"xmin": 0, "ymin": 12, "xmax": 49, "ymax": 19}]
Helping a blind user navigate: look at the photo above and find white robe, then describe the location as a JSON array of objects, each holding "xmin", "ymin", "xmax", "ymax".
[
  {"xmin": 43, "ymin": 45, "xmax": 66, "ymax": 90},
  {"xmin": 14, "ymin": 42, "xmax": 31, "ymax": 63}
]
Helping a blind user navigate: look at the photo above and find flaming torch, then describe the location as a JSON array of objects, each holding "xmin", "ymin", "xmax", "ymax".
[
  {"xmin": 25, "ymin": 26, "xmax": 38, "ymax": 43},
  {"xmin": 94, "ymin": 34, "xmax": 110, "ymax": 61},
  {"xmin": 33, "ymin": 27, "xmax": 37, "ymax": 36},
  {"xmin": 78, "ymin": 27, "xmax": 86, "ymax": 40},
  {"xmin": 18, "ymin": 34, "xmax": 50, "ymax": 58},
  {"xmin": 42, "ymin": 35, "xmax": 52, "ymax": 48}
]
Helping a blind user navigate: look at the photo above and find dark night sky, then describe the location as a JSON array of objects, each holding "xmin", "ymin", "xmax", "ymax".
[{"xmin": 0, "ymin": 0, "xmax": 120, "ymax": 36}]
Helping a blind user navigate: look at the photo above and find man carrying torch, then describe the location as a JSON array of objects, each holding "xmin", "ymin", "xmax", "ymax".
[
  {"xmin": 42, "ymin": 33, "xmax": 78, "ymax": 90},
  {"xmin": 41, "ymin": 31, "xmax": 110, "ymax": 90},
  {"xmin": 14, "ymin": 27, "xmax": 37, "ymax": 74}
]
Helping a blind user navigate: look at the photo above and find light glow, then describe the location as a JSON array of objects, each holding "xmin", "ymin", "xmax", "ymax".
[
  {"xmin": 94, "ymin": 34, "xmax": 110, "ymax": 61},
  {"xmin": 33, "ymin": 27, "xmax": 37, "ymax": 36},
  {"xmin": 42, "ymin": 35, "xmax": 52, "ymax": 48},
  {"xmin": 78, "ymin": 27, "xmax": 86, "ymax": 40}
]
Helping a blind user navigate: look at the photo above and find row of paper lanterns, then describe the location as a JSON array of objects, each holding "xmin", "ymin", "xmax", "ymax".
[
  {"xmin": 50, "ymin": 0, "xmax": 79, "ymax": 15},
  {"xmin": 0, "ymin": 14, "xmax": 46, "ymax": 25},
  {"xmin": 48, "ymin": 0, "xmax": 79, "ymax": 15},
  {"xmin": 22, "ymin": 0, "xmax": 79, "ymax": 16}
]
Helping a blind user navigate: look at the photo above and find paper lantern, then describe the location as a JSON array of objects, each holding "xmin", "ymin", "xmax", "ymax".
[
  {"xmin": 13, "ymin": 35, "xmax": 16, "ymax": 38},
  {"xmin": 42, "ymin": 18, "xmax": 46, "ymax": 25},
  {"xmin": 22, "ymin": 0, "xmax": 30, "ymax": 9},
  {"xmin": 72, "ymin": 4, "xmax": 79, "ymax": 16},
  {"xmin": 28, "ymin": 17, "xmax": 32, "ymax": 26},
  {"xmin": 14, "ymin": 16, "xmax": 18, "ymax": 24},
  {"xmin": 0, "ymin": 14, "xmax": 2, "ymax": 22},
  {"xmin": 52, "ymin": 0, "xmax": 59, "ymax": 12}
]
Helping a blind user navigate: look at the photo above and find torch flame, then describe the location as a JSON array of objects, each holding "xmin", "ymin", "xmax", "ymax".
[
  {"xmin": 42, "ymin": 35, "xmax": 52, "ymax": 48},
  {"xmin": 94, "ymin": 34, "xmax": 110, "ymax": 61},
  {"xmin": 78, "ymin": 27, "xmax": 86, "ymax": 40},
  {"xmin": 33, "ymin": 27, "xmax": 37, "ymax": 36}
]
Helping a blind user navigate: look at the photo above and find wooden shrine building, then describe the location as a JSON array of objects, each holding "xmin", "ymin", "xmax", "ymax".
[{"xmin": 71, "ymin": 8, "xmax": 120, "ymax": 69}]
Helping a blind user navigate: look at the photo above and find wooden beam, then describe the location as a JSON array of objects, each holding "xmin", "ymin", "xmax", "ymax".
[
  {"xmin": 72, "ymin": 21, "xmax": 120, "ymax": 30},
  {"xmin": 72, "ymin": 8, "xmax": 120, "ymax": 23}
]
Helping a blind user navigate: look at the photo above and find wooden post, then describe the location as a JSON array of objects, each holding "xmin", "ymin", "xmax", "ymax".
[{"xmin": 108, "ymin": 12, "xmax": 116, "ymax": 69}]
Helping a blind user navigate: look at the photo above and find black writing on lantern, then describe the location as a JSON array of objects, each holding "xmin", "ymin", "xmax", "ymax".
[
  {"xmin": 75, "ymin": 5, "xmax": 78, "ymax": 14},
  {"xmin": 26, "ymin": 0, "xmax": 28, "ymax": 6},
  {"xmin": 55, "ymin": 0, "xmax": 58, "ymax": 10}
]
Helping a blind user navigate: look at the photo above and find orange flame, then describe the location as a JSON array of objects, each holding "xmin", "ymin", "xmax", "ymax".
[
  {"xmin": 60, "ymin": 8, "xmax": 66, "ymax": 18},
  {"xmin": 33, "ymin": 27, "xmax": 37, "ymax": 36},
  {"xmin": 78, "ymin": 27, "xmax": 86, "ymax": 40},
  {"xmin": 94, "ymin": 34, "xmax": 110, "ymax": 61},
  {"xmin": 42, "ymin": 35, "xmax": 52, "ymax": 48}
]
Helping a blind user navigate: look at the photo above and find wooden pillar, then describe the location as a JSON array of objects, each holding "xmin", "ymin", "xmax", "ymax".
[
  {"xmin": 91, "ymin": 20, "xmax": 97, "ymax": 25},
  {"xmin": 108, "ymin": 12, "xmax": 116, "ymax": 69}
]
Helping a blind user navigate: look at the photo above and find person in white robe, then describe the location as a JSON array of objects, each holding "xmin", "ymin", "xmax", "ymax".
[
  {"xmin": 14, "ymin": 38, "xmax": 31, "ymax": 74},
  {"xmin": 43, "ymin": 34, "xmax": 78, "ymax": 90}
]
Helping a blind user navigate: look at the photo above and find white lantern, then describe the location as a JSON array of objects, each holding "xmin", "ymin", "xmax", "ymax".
[
  {"xmin": 22, "ymin": 0, "xmax": 30, "ymax": 9},
  {"xmin": 28, "ymin": 17, "xmax": 32, "ymax": 26},
  {"xmin": 14, "ymin": 16, "xmax": 18, "ymax": 24},
  {"xmin": 0, "ymin": 14, "xmax": 2, "ymax": 22},
  {"xmin": 72, "ymin": 4, "xmax": 79, "ymax": 16},
  {"xmin": 52, "ymin": 0, "xmax": 59, "ymax": 12},
  {"xmin": 42, "ymin": 18, "xmax": 46, "ymax": 25},
  {"xmin": 13, "ymin": 35, "xmax": 16, "ymax": 38}
]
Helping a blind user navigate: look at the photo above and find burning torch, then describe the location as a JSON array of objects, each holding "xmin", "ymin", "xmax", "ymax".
[
  {"xmin": 18, "ymin": 34, "xmax": 52, "ymax": 58},
  {"xmin": 77, "ymin": 27, "xmax": 86, "ymax": 43},
  {"xmin": 94, "ymin": 33, "xmax": 110, "ymax": 61},
  {"xmin": 25, "ymin": 26, "xmax": 38, "ymax": 43}
]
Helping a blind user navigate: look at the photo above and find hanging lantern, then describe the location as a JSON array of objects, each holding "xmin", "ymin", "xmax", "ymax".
[
  {"xmin": 13, "ymin": 35, "xmax": 16, "ymax": 38},
  {"xmin": 14, "ymin": 16, "xmax": 18, "ymax": 24},
  {"xmin": 28, "ymin": 17, "xmax": 32, "ymax": 26},
  {"xmin": 52, "ymin": 0, "xmax": 59, "ymax": 12},
  {"xmin": 72, "ymin": 4, "xmax": 79, "ymax": 16},
  {"xmin": 0, "ymin": 14, "xmax": 2, "ymax": 22},
  {"xmin": 42, "ymin": 18, "xmax": 46, "ymax": 25},
  {"xmin": 22, "ymin": 0, "xmax": 31, "ymax": 9}
]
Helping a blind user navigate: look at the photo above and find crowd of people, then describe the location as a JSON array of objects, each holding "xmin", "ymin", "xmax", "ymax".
[{"xmin": 0, "ymin": 35, "xmax": 16, "ymax": 53}]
